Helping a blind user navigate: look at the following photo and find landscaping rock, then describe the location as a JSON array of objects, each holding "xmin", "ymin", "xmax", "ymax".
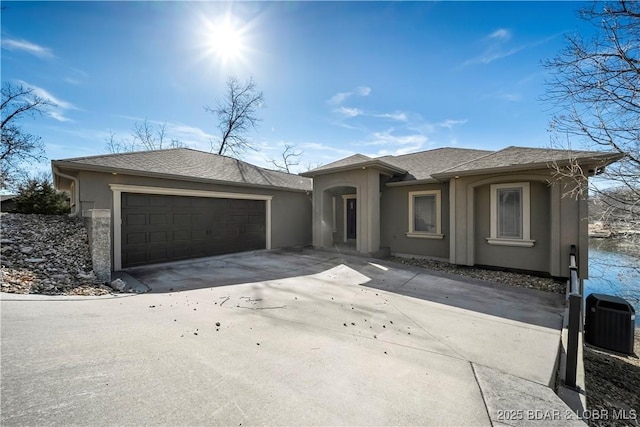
[
  {"xmin": 390, "ymin": 256, "xmax": 565, "ymax": 294},
  {"xmin": 110, "ymin": 278, "xmax": 126, "ymax": 292},
  {"xmin": 0, "ymin": 213, "xmax": 112, "ymax": 296}
]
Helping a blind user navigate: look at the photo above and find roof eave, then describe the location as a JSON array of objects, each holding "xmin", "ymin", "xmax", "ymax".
[
  {"xmin": 52, "ymin": 160, "xmax": 313, "ymax": 193},
  {"xmin": 385, "ymin": 177, "xmax": 442, "ymax": 187},
  {"xmin": 431, "ymin": 153, "xmax": 625, "ymax": 179}
]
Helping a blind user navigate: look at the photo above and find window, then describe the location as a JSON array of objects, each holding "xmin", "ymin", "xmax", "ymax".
[
  {"xmin": 488, "ymin": 182, "xmax": 535, "ymax": 247},
  {"xmin": 407, "ymin": 190, "xmax": 443, "ymax": 239}
]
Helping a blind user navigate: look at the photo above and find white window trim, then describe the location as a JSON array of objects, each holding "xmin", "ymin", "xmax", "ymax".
[
  {"xmin": 342, "ymin": 194, "xmax": 356, "ymax": 242},
  {"xmin": 487, "ymin": 182, "xmax": 535, "ymax": 247},
  {"xmin": 110, "ymin": 184, "xmax": 273, "ymax": 271},
  {"xmin": 406, "ymin": 190, "xmax": 444, "ymax": 239}
]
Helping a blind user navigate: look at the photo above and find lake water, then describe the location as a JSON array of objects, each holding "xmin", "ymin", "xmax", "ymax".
[{"xmin": 586, "ymin": 238, "xmax": 640, "ymax": 325}]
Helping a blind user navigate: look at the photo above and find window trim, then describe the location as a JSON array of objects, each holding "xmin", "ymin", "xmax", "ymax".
[
  {"xmin": 487, "ymin": 182, "xmax": 535, "ymax": 247},
  {"xmin": 406, "ymin": 190, "xmax": 444, "ymax": 239}
]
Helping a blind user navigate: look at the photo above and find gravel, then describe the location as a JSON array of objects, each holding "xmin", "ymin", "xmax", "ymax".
[
  {"xmin": 389, "ymin": 256, "xmax": 566, "ymax": 293},
  {"xmin": 1, "ymin": 213, "xmax": 113, "ymax": 296},
  {"xmin": 584, "ymin": 329, "xmax": 640, "ymax": 427}
]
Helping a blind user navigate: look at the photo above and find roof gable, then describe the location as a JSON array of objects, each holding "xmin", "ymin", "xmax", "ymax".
[{"xmin": 303, "ymin": 154, "xmax": 372, "ymax": 174}]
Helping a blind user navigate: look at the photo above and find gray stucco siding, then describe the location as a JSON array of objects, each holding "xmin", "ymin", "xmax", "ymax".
[
  {"xmin": 64, "ymin": 169, "xmax": 311, "ymax": 270},
  {"xmin": 310, "ymin": 169, "xmax": 382, "ymax": 254},
  {"xmin": 380, "ymin": 183, "xmax": 450, "ymax": 260},
  {"xmin": 473, "ymin": 181, "xmax": 551, "ymax": 274}
]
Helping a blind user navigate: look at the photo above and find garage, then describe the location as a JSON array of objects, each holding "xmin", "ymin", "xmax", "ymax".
[{"xmin": 121, "ymin": 192, "xmax": 266, "ymax": 268}]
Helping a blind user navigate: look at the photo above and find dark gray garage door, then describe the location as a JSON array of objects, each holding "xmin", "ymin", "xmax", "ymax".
[{"xmin": 121, "ymin": 193, "xmax": 266, "ymax": 268}]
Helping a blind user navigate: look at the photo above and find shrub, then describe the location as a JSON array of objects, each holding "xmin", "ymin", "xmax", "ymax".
[{"xmin": 14, "ymin": 178, "xmax": 70, "ymax": 215}]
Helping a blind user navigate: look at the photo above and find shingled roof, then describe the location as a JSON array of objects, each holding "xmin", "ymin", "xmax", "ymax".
[
  {"xmin": 52, "ymin": 148, "xmax": 312, "ymax": 192},
  {"xmin": 299, "ymin": 153, "xmax": 406, "ymax": 177},
  {"xmin": 432, "ymin": 146, "xmax": 623, "ymax": 178},
  {"xmin": 301, "ymin": 146, "xmax": 623, "ymax": 184},
  {"xmin": 380, "ymin": 148, "xmax": 493, "ymax": 182}
]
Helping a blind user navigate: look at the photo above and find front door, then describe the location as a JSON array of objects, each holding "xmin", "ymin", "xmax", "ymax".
[{"xmin": 346, "ymin": 198, "xmax": 357, "ymax": 240}]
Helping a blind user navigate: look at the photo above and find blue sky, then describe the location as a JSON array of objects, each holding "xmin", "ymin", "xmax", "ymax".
[{"xmin": 1, "ymin": 1, "xmax": 594, "ymax": 174}]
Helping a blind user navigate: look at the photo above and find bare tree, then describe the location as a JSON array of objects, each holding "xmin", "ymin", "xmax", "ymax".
[
  {"xmin": 305, "ymin": 160, "xmax": 324, "ymax": 171},
  {"xmin": 268, "ymin": 143, "xmax": 302, "ymax": 173},
  {"xmin": 543, "ymin": 0, "xmax": 640, "ymax": 234},
  {"xmin": 1, "ymin": 82, "xmax": 53, "ymax": 189},
  {"xmin": 205, "ymin": 76, "xmax": 264, "ymax": 157},
  {"xmin": 105, "ymin": 118, "xmax": 186, "ymax": 153}
]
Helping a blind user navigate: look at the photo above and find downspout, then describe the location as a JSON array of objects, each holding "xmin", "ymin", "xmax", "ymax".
[{"xmin": 52, "ymin": 166, "xmax": 80, "ymax": 218}]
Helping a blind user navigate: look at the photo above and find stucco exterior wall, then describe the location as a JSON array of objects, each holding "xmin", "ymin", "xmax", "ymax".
[
  {"xmin": 473, "ymin": 181, "xmax": 551, "ymax": 273},
  {"xmin": 311, "ymin": 169, "xmax": 381, "ymax": 254},
  {"xmin": 380, "ymin": 183, "xmax": 450, "ymax": 260},
  {"xmin": 59, "ymin": 168, "xmax": 312, "ymax": 270},
  {"xmin": 449, "ymin": 171, "xmax": 588, "ymax": 278}
]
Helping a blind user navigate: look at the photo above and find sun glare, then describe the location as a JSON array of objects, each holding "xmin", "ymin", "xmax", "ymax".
[{"xmin": 202, "ymin": 14, "xmax": 248, "ymax": 65}]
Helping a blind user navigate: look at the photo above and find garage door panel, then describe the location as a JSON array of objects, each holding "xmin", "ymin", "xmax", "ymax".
[
  {"xmin": 245, "ymin": 223, "xmax": 264, "ymax": 233},
  {"xmin": 229, "ymin": 213, "xmax": 249, "ymax": 225},
  {"xmin": 171, "ymin": 245, "xmax": 191, "ymax": 259},
  {"xmin": 248, "ymin": 215, "xmax": 263, "ymax": 224},
  {"xmin": 149, "ymin": 214, "xmax": 168, "ymax": 225},
  {"xmin": 226, "ymin": 226, "xmax": 240, "ymax": 237},
  {"xmin": 149, "ymin": 196, "xmax": 170, "ymax": 207},
  {"xmin": 125, "ymin": 214, "xmax": 147, "ymax": 226},
  {"xmin": 124, "ymin": 194, "xmax": 149, "ymax": 207},
  {"xmin": 121, "ymin": 193, "xmax": 267, "ymax": 268},
  {"xmin": 211, "ymin": 226, "xmax": 225, "ymax": 239},
  {"xmin": 191, "ymin": 213, "xmax": 205, "ymax": 225},
  {"xmin": 172, "ymin": 213, "xmax": 191, "ymax": 225},
  {"xmin": 126, "ymin": 232, "xmax": 146, "ymax": 245},
  {"xmin": 149, "ymin": 231, "xmax": 168, "ymax": 243},
  {"xmin": 191, "ymin": 229, "xmax": 207, "ymax": 241},
  {"xmin": 173, "ymin": 230, "xmax": 191, "ymax": 242},
  {"xmin": 148, "ymin": 247, "xmax": 170, "ymax": 262},
  {"xmin": 190, "ymin": 242, "xmax": 207, "ymax": 256},
  {"xmin": 124, "ymin": 250, "xmax": 147, "ymax": 266}
]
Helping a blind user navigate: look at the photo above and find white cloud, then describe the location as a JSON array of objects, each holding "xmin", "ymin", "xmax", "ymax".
[
  {"xmin": 356, "ymin": 86, "xmax": 371, "ymax": 96},
  {"xmin": 438, "ymin": 119, "xmax": 468, "ymax": 129},
  {"xmin": 335, "ymin": 106, "xmax": 363, "ymax": 118},
  {"xmin": 164, "ymin": 122, "xmax": 215, "ymax": 150},
  {"xmin": 1, "ymin": 38, "xmax": 53, "ymax": 58},
  {"xmin": 365, "ymin": 129, "xmax": 428, "ymax": 148},
  {"xmin": 48, "ymin": 111, "xmax": 73, "ymax": 123},
  {"xmin": 18, "ymin": 81, "xmax": 77, "ymax": 122},
  {"xmin": 299, "ymin": 141, "xmax": 353, "ymax": 156},
  {"xmin": 64, "ymin": 68, "xmax": 89, "ymax": 85},
  {"xmin": 464, "ymin": 30, "xmax": 558, "ymax": 66},
  {"xmin": 374, "ymin": 111, "xmax": 408, "ymax": 122},
  {"xmin": 327, "ymin": 91, "xmax": 351, "ymax": 105},
  {"xmin": 489, "ymin": 29, "xmax": 511, "ymax": 40},
  {"xmin": 27, "ymin": 85, "xmax": 76, "ymax": 110},
  {"xmin": 327, "ymin": 85, "xmax": 371, "ymax": 105}
]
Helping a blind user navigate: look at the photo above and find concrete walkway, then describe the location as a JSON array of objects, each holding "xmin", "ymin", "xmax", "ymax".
[{"xmin": 1, "ymin": 248, "xmax": 583, "ymax": 426}]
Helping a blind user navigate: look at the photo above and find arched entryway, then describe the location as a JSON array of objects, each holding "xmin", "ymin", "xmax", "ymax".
[{"xmin": 323, "ymin": 185, "xmax": 359, "ymax": 250}]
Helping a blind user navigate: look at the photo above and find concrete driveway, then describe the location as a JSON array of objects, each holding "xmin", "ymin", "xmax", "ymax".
[{"xmin": 1, "ymin": 248, "xmax": 582, "ymax": 426}]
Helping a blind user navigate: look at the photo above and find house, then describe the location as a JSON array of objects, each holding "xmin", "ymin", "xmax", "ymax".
[
  {"xmin": 52, "ymin": 145, "xmax": 621, "ymax": 282},
  {"xmin": 299, "ymin": 146, "xmax": 622, "ymax": 279},
  {"xmin": 52, "ymin": 148, "xmax": 312, "ymax": 280}
]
